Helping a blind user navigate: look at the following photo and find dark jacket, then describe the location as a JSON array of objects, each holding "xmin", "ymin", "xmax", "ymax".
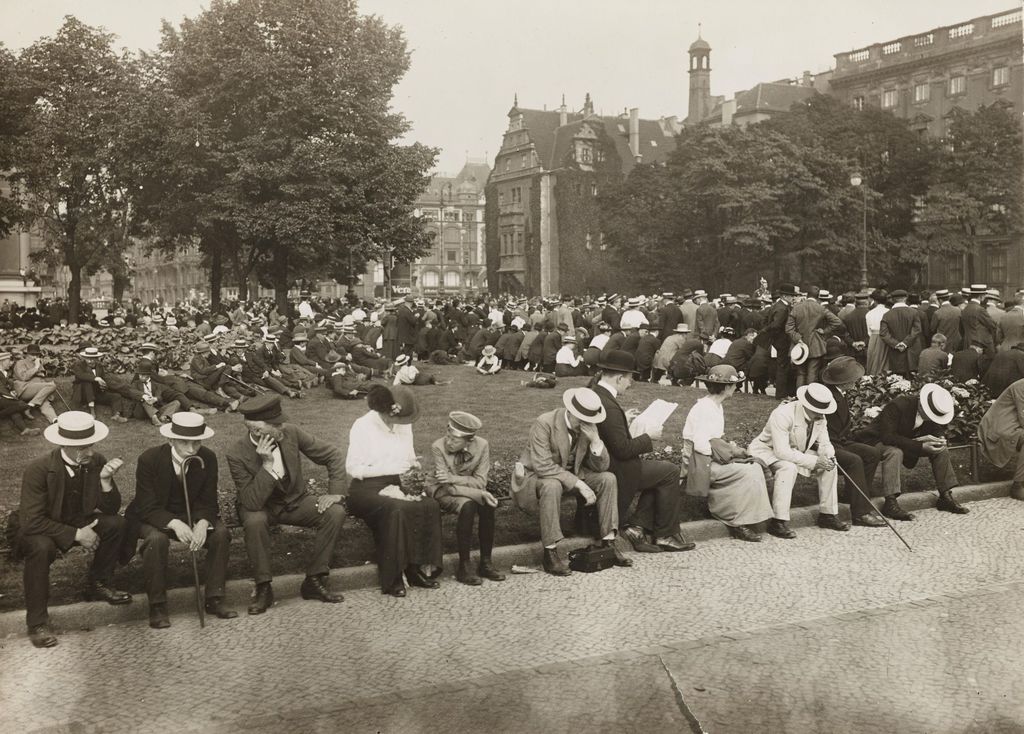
[
  {"xmin": 962, "ymin": 301, "xmax": 997, "ymax": 352},
  {"xmin": 19, "ymin": 449, "xmax": 121, "ymax": 550},
  {"xmin": 982, "ymin": 347, "xmax": 1024, "ymax": 397},
  {"xmin": 592, "ymin": 383, "xmax": 653, "ymax": 496},
  {"xmin": 931, "ymin": 304, "xmax": 963, "ymax": 352},
  {"xmin": 396, "ymin": 304, "xmax": 419, "ymax": 346},
  {"xmin": 853, "ymin": 394, "xmax": 947, "ymax": 468},
  {"xmin": 126, "ymin": 445, "xmax": 219, "ymax": 531}
]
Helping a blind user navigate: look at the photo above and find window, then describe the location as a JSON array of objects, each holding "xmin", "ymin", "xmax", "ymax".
[
  {"xmin": 422, "ymin": 270, "xmax": 439, "ymax": 288},
  {"xmin": 990, "ymin": 250, "xmax": 1008, "ymax": 284},
  {"xmin": 881, "ymin": 89, "xmax": 898, "ymax": 109},
  {"xmin": 497, "ymin": 191, "xmax": 504, "ymax": 205},
  {"xmin": 520, "ymin": 153, "xmax": 527, "ymax": 168},
  {"xmin": 595, "ymin": 149, "xmax": 605, "ymax": 163},
  {"xmin": 913, "ymin": 82, "xmax": 930, "ymax": 103},
  {"xmin": 444, "ymin": 209, "xmax": 458, "ymax": 221},
  {"xmin": 446, "ymin": 250, "xmax": 457, "ymax": 263},
  {"xmin": 444, "ymin": 271, "xmax": 460, "ymax": 288},
  {"xmin": 464, "ymin": 274, "xmax": 475, "ymax": 289},
  {"xmin": 515, "ymin": 231, "xmax": 523, "ymax": 253},
  {"xmin": 599, "ymin": 232, "xmax": 607, "ymax": 251},
  {"xmin": 591, "ymin": 183, "xmax": 598, "ymax": 197},
  {"xmin": 946, "ymin": 254, "xmax": 963, "ymax": 287},
  {"xmin": 949, "ymin": 76, "xmax": 966, "ymax": 96},
  {"xmin": 585, "ymin": 233, "xmax": 592, "ymax": 251},
  {"xmin": 373, "ymin": 264, "xmax": 384, "ymax": 284},
  {"xmin": 852, "ymin": 96, "xmax": 865, "ymax": 111},
  {"xmin": 463, "ymin": 251, "xmax": 471, "ymax": 265},
  {"xmin": 993, "ymin": 66, "xmax": 1010, "ymax": 87},
  {"xmin": 580, "ymin": 146, "xmax": 592, "ymax": 164},
  {"xmin": 504, "ymin": 158, "xmax": 510, "ymax": 172}
]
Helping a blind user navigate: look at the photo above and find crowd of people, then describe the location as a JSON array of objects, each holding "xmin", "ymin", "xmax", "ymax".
[{"xmin": 6, "ymin": 282, "xmax": 1024, "ymax": 649}]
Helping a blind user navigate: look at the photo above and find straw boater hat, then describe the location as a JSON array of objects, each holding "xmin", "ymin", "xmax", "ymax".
[
  {"xmin": 790, "ymin": 342, "xmax": 809, "ymax": 366},
  {"xmin": 562, "ymin": 387, "xmax": 606, "ymax": 424},
  {"xmin": 160, "ymin": 411, "xmax": 215, "ymax": 440},
  {"xmin": 919, "ymin": 383, "xmax": 955, "ymax": 425},
  {"xmin": 292, "ymin": 332, "xmax": 308, "ymax": 343},
  {"xmin": 796, "ymin": 383, "xmax": 837, "ymax": 415},
  {"xmin": 673, "ymin": 323, "xmax": 691, "ymax": 333},
  {"xmin": 79, "ymin": 346, "xmax": 104, "ymax": 358},
  {"xmin": 0, "ymin": 351, "xmax": 11, "ymax": 363},
  {"xmin": 448, "ymin": 411, "xmax": 482, "ymax": 437},
  {"xmin": 395, "ymin": 354, "xmax": 411, "ymax": 367},
  {"xmin": 232, "ymin": 338, "xmax": 248, "ymax": 349},
  {"xmin": 44, "ymin": 411, "xmax": 109, "ymax": 447},
  {"xmin": 562, "ymin": 334, "xmax": 576, "ymax": 343},
  {"xmin": 140, "ymin": 342, "xmax": 160, "ymax": 353},
  {"xmin": 202, "ymin": 333, "xmax": 218, "ymax": 342},
  {"xmin": 696, "ymin": 364, "xmax": 745, "ymax": 384}
]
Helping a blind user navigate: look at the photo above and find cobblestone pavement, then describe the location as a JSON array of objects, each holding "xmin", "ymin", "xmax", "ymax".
[{"xmin": 3, "ymin": 498, "xmax": 1024, "ymax": 733}]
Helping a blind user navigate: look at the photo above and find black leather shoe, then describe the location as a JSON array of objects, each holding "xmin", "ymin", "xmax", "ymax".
[
  {"xmin": 300, "ymin": 575, "xmax": 345, "ymax": 603},
  {"xmin": 543, "ymin": 547, "xmax": 572, "ymax": 576},
  {"xmin": 853, "ymin": 513, "xmax": 887, "ymax": 527},
  {"xmin": 655, "ymin": 533, "xmax": 697, "ymax": 552},
  {"xmin": 456, "ymin": 563, "xmax": 483, "ymax": 586},
  {"xmin": 937, "ymin": 491, "xmax": 969, "ymax": 514},
  {"xmin": 816, "ymin": 513, "xmax": 850, "ymax": 531},
  {"xmin": 204, "ymin": 597, "xmax": 238, "ymax": 619},
  {"xmin": 729, "ymin": 525, "xmax": 762, "ymax": 542},
  {"xmin": 1011, "ymin": 481, "xmax": 1024, "ymax": 501},
  {"xmin": 149, "ymin": 603, "xmax": 170, "ymax": 629},
  {"xmin": 768, "ymin": 519, "xmax": 797, "ymax": 539},
  {"xmin": 405, "ymin": 567, "xmax": 440, "ymax": 589},
  {"xmin": 603, "ymin": 540, "xmax": 634, "ymax": 567},
  {"xmin": 28, "ymin": 624, "xmax": 58, "ymax": 648},
  {"xmin": 248, "ymin": 582, "xmax": 274, "ymax": 615},
  {"xmin": 621, "ymin": 525, "xmax": 662, "ymax": 553},
  {"xmin": 384, "ymin": 582, "xmax": 406, "ymax": 597},
  {"xmin": 84, "ymin": 581, "xmax": 132, "ymax": 605},
  {"xmin": 882, "ymin": 497, "xmax": 914, "ymax": 521},
  {"xmin": 477, "ymin": 560, "xmax": 507, "ymax": 582}
]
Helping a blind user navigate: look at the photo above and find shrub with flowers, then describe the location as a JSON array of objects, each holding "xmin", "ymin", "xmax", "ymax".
[{"xmin": 846, "ymin": 372, "xmax": 991, "ymax": 443}]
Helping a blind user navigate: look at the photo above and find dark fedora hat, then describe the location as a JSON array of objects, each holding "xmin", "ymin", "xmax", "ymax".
[
  {"xmin": 821, "ymin": 356, "xmax": 865, "ymax": 385},
  {"xmin": 596, "ymin": 349, "xmax": 638, "ymax": 374},
  {"xmin": 776, "ymin": 283, "xmax": 798, "ymax": 297}
]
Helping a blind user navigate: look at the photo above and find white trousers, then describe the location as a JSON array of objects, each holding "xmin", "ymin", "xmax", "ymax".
[{"xmin": 764, "ymin": 457, "xmax": 838, "ymax": 521}]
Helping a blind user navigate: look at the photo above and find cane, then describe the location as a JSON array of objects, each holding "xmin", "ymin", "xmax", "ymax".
[
  {"xmin": 52, "ymin": 386, "xmax": 72, "ymax": 412},
  {"xmin": 181, "ymin": 454, "xmax": 207, "ymax": 628},
  {"xmin": 835, "ymin": 462, "xmax": 913, "ymax": 552}
]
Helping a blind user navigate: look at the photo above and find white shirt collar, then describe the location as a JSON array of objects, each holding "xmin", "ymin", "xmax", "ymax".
[
  {"xmin": 597, "ymin": 379, "xmax": 618, "ymax": 398},
  {"xmin": 892, "ymin": 302, "xmax": 907, "ymax": 309},
  {"xmin": 60, "ymin": 449, "xmax": 80, "ymax": 476}
]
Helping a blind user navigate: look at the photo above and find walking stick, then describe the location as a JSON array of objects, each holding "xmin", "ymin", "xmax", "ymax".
[
  {"xmin": 180, "ymin": 454, "xmax": 207, "ymax": 628},
  {"xmin": 835, "ymin": 462, "xmax": 913, "ymax": 552},
  {"xmin": 52, "ymin": 386, "xmax": 72, "ymax": 412}
]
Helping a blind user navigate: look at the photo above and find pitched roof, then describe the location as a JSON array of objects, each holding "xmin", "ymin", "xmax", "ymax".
[
  {"xmin": 547, "ymin": 115, "xmax": 677, "ymax": 174},
  {"xmin": 732, "ymin": 82, "xmax": 817, "ymax": 118}
]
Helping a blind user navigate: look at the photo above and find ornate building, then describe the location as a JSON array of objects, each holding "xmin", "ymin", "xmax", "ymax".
[{"xmin": 486, "ymin": 95, "xmax": 682, "ymax": 296}]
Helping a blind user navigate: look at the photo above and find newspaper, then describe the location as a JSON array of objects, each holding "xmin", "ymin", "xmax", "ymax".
[{"xmin": 629, "ymin": 399, "xmax": 678, "ymax": 438}]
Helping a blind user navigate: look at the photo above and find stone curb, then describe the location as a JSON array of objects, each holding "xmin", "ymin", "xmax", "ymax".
[{"xmin": 0, "ymin": 480, "xmax": 1011, "ymax": 639}]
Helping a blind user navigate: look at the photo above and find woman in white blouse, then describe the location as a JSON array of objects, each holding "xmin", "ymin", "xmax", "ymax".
[
  {"xmin": 345, "ymin": 384, "xmax": 443, "ymax": 597},
  {"xmin": 680, "ymin": 365, "xmax": 773, "ymax": 542}
]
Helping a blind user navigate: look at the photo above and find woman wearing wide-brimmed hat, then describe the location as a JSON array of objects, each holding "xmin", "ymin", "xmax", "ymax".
[
  {"xmin": 680, "ymin": 365, "xmax": 773, "ymax": 542},
  {"xmin": 345, "ymin": 385, "xmax": 443, "ymax": 597}
]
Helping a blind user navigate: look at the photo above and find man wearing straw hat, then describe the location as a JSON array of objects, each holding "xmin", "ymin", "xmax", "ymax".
[
  {"xmin": 17, "ymin": 411, "xmax": 131, "ymax": 647},
  {"xmin": 124, "ymin": 412, "xmax": 236, "ymax": 629},
  {"xmin": 748, "ymin": 382, "xmax": 851, "ymax": 539},
  {"xmin": 70, "ymin": 345, "xmax": 129, "ymax": 423},
  {"xmin": 11, "ymin": 344, "xmax": 59, "ymax": 425},
  {"xmin": 511, "ymin": 387, "xmax": 630, "ymax": 576},
  {"xmin": 0, "ymin": 351, "xmax": 41, "ymax": 436}
]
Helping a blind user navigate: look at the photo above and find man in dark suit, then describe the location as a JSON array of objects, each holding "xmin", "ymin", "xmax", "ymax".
[
  {"xmin": 130, "ymin": 359, "xmax": 182, "ymax": 426},
  {"xmin": 510, "ymin": 387, "xmax": 629, "ymax": 576},
  {"xmin": 226, "ymin": 395, "xmax": 347, "ymax": 614},
  {"xmin": 763, "ymin": 284, "xmax": 798, "ymax": 398},
  {"xmin": 17, "ymin": 411, "xmax": 131, "ymax": 647},
  {"xmin": 961, "ymin": 284, "xmax": 997, "ymax": 353},
  {"xmin": 950, "ymin": 343, "xmax": 990, "ymax": 383},
  {"xmin": 931, "ymin": 290, "xmax": 963, "ymax": 353},
  {"xmin": 71, "ymin": 345, "xmax": 129, "ymax": 423},
  {"xmin": 592, "ymin": 351, "xmax": 693, "ymax": 552},
  {"xmin": 854, "ymin": 383, "xmax": 969, "ymax": 519},
  {"xmin": 997, "ymin": 294, "xmax": 1024, "ymax": 351},
  {"xmin": 982, "ymin": 345, "xmax": 1024, "ymax": 396},
  {"xmin": 396, "ymin": 295, "xmax": 420, "ymax": 356},
  {"xmin": 820, "ymin": 358, "xmax": 887, "ymax": 528},
  {"xmin": 657, "ymin": 295, "xmax": 683, "ymax": 341},
  {"xmin": 879, "ymin": 290, "xmax": 922, "ymax": 377},
  {"xmin": 124, "ymin": 413, "xmax": 236, "ymax": 628}
]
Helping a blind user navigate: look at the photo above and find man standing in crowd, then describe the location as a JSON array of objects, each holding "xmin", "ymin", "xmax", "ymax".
[{"xmin": 786, "ymin": 285, "xmax": 842, "ymax": 388}]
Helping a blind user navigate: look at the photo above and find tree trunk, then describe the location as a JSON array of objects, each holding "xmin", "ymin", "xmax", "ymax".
[
  {"xmin": 209, "ymin": 247, "xmax": 222, "ymax": 309},
  {"xmin": 67, "ymin": 263, "xmax": 82, "ymax": 324},
  {"xmin": 272, "ymin": 246, "xmax": 290, "ymax": 314},
  {"xmin": 111, "ymin": 268, "xmax": 128, "ymax": 304}
]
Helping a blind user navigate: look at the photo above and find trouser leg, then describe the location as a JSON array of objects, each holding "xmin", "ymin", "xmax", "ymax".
[
  {"xmin": 834, "ymin": 444, "xmax": 879, "ymax": 517},
  {"xmin": 139, "ymin": 523, "xmax": 171, "ymax": 604},
  {"xmin": 537, "ymin": 478, "xmax": 565, "ymax": 547},
  {"xmin": 878, "ymin": 445, "xmax": 904, "ymax": 497},
  {"xmin": 805, "ymin": 357, "xmax": 822, "ymax": 386},
  {"xmin": 769, "ymin": 460, "xmax": 798, "ymax": 520},
  {"xmin": 629, "ymin": 460, "xmax": 682, "ymax": 538},
  {"xmin": 275, "ymin": 496, "xmax": 346, "ymax": 577},
  {"xmin": 1014, "ymin": 450, "xmax": 1024, "ymax": 484},
  {"xmin": 817, "ymin": 466, "xmax": 839, "ymax": 515},
  {"xmin": 478, "ymin": 503, "xmax": 496, "ymax": 559},
  {"xmin": 89, "ymin": 514, "xmax": 124, "ymax": 583},
  {"xmin": 240, "ymin": 509, "xmax": 273, "ymax": 583},
  {"xmin": 38, "ymin": 400, "xmax": 58, "ymax": 423},
  {"xmin": 262, "ymin": 376, "xmax": 290, "ymax": 395},
  {"xmin": 456, "ymin": 501, "xmax": 478, "ymax": 564},
  {"xmin": 582, "ymin": 470, "xmax": 619, "ymax": 540},
  {"xmin": 203, "ymin": 521, "xmax": 231, "ymax": 598},
  {"xmin": 930, "ymin": 449, "xmax": 959, "ymax": 492},
  {"xmin": 21, "ymin": 535, "xmax": 58, "ymax": 628}
]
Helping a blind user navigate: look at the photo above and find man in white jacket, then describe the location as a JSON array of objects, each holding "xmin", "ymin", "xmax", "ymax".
[{"xmin": 747, "ymin": 383, "xmax": 851, "ymax": 539}]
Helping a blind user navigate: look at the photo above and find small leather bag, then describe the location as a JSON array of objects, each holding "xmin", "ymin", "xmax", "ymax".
[{"xmin": 568, "ymin": 544, "xmax": 616, "ymax": 573}]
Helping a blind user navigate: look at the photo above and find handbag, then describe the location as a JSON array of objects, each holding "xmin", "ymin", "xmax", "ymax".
[{"xmin": 568, "ymin": 544, "xmax": 616, "ymax": 573}]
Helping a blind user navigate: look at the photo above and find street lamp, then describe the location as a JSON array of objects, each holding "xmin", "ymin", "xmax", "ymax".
[{"xmin": 850, "ymin": 172, "xmax": 868, "ymax": 288}]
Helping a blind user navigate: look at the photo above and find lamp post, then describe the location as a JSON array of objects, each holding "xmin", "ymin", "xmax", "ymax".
[{"xmin": 850, "ymin": 172, "xmax": 868, "ymax": 288}]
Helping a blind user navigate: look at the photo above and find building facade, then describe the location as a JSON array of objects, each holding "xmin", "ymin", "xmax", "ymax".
[{"xmin": 486, "ymin": 95, "xmax": 682, "ymax": 296}]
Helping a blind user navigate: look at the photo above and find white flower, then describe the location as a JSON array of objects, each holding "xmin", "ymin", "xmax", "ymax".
[
  {"xmin": 892, "ymin": 379, "xmax": 912, "ymax": 393},
  {"xmin": 887, "ymin": 374, "xmax": 902, "ymax": 384},
  {"xmin": 951, "ymin": 387, "xmax": 970, "ymax": 399},
  {"xmin": 664, "ymin": 445, "xmax": 673, "ymax": 454},
  {"xmin": 965, "ymin": 379, "xmax": 979, "ymax": 386},
  {"xmin": 864, "ymin": 406, "xmax": 883, "ymax": 419},
  {"xmin": 860, "ymin": 375, "xmax": 873, "ymax": 384}
]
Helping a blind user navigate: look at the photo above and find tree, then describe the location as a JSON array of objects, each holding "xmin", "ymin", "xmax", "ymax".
[
  {"xmin": 136, "ymin": 0, "xmax": 436, "ymax": 312},
  {"xmin": 0, "ymin": 46, "xmax": 32, "ymax": 239},
  {"xmin": 7, "ymin": 17, "xmax": 138, "ymax": 321},
  {"xmin": 903, "ymin": 102, "xmax": 1023, "ymax": 282}
]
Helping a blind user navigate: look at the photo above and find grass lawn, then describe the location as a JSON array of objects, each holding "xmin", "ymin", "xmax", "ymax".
[{"xmin": 0, "ymin": 366, "xmax": 991, "ymax": 612}]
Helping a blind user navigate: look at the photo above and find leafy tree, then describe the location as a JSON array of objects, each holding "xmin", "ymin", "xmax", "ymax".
[
  {"xmin": 0, "ymin": 46, "xmax": 32, "ymax": 239},
  {"xmin": 7, "ymin": 17, "xmax": 138, "ymax": 321},
  {"xmin": 136, "ymin": 0, "xmax": 436, "ymax": 311},
  {"xmin": 904, "ymin": 102, "xmax": 1022, "ymax": 283}
]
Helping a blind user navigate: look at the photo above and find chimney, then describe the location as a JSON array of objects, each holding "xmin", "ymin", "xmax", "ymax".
[
  {"xmin": 802, "ymin": 70, "xmax": 812, "ymax": 86},
  {"xmin": 559, "ymin": 94, "xmax": 567, "ymax": 126},
  {"xmin": 629, "ymin": 107, "xmax": 641, "ymax": 162}
]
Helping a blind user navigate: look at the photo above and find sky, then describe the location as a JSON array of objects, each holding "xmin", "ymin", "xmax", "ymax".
[{"xmin": 1, "ymin": 0, "xmax": 1017, "ymax": 175}]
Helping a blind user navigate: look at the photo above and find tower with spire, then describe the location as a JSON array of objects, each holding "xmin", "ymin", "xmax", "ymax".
[{"xmin": 687, "ymin": 25, "xmax": 712, "ymax": 124}]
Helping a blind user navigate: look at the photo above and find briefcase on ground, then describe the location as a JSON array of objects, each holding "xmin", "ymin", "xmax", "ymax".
[{"xmin": 568, "ymin": 544, "xmax": 615, "ymax": 573}]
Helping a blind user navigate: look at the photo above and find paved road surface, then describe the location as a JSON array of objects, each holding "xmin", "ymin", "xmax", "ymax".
[{"xmin": 3, "ymin": 498, "xmax": 1024, "ymax": 733}]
